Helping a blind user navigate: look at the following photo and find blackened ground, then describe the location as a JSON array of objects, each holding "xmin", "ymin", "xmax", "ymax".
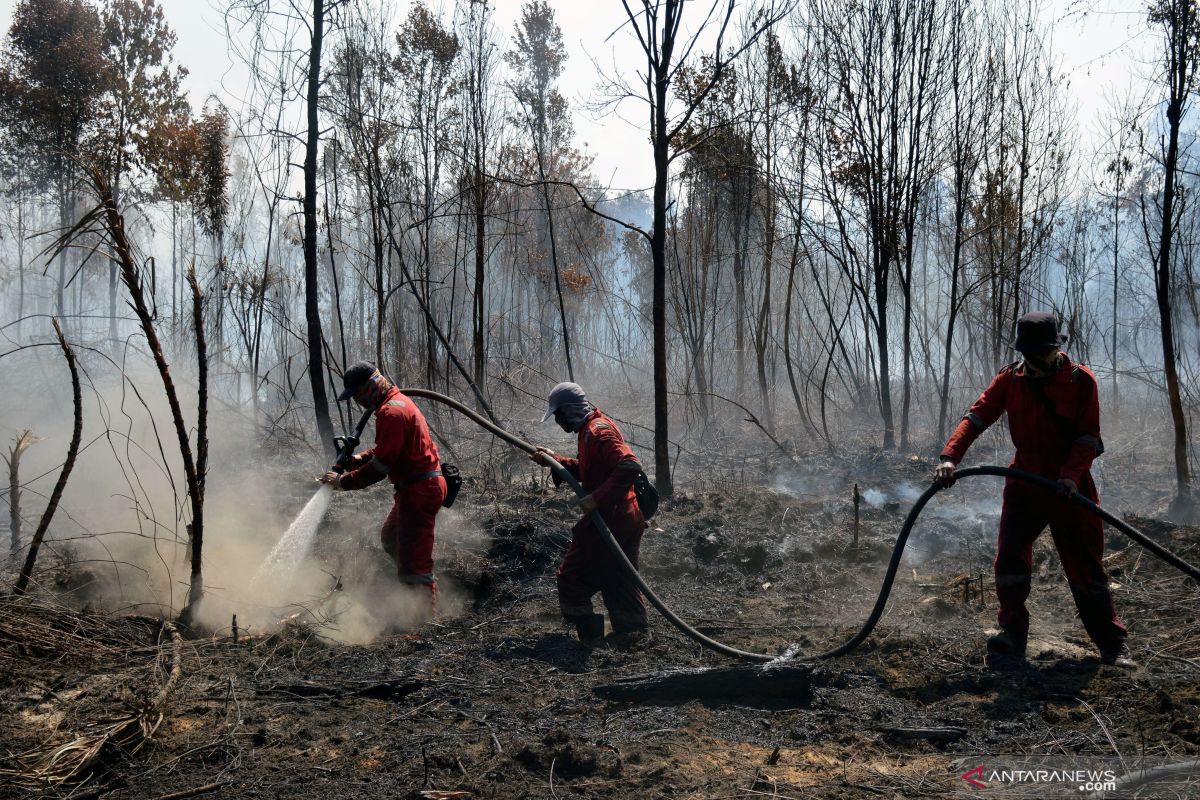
[{"xmin": 2, "ymin": 454, "xmax": 1199, "ymax": 799}]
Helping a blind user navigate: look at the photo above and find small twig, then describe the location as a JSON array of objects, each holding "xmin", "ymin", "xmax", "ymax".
[
  {"xmin": 1149, "ymin": 652, "xmax": 1200, "ymax": 671},
  {"xmin": 151, "ymin": 782, "xmax": 227, "ymax": 800},
  {"xmin": 1077, "ymin": 698, "xmax": 1125, "ymax": 769}
]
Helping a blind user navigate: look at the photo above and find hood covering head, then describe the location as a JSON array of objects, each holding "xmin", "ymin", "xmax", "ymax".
[{"xmin": 541, "ymin": 382, "xmax": 593, "ymax": 431}]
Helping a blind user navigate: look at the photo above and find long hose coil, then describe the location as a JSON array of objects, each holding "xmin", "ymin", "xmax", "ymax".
[{"xmin": 402, "ymin": 388, "xmax": 1200, "ymax": 663}]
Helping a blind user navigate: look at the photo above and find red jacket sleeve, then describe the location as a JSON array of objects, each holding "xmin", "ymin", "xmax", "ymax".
[
  {"xmin": 549, "ymin": 454, "xmax": 580, "ymax": 486},
  {"xmin": 941, "ymin": 370, "xmax": 1010, "ymax": 464},
  {"xmin": 340, "ymin": 417, "xmax": 398, "ymax": 491},
  {"xmin": 345, "ymin": 450, "xmax": 373, "ymax": 469},
  {"xmin": 1059, "ymin": 368, "xmax": 1103, "ymax": 484},
  {"xmin": 587, "ymin": 428, "xmax": 641, "ymax": 509},
  {"xmin": 339, "ymin": 456, "xmax": 387, "ymax": 491}
]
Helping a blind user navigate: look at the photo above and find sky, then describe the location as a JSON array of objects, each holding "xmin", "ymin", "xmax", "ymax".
[{"xmin": 0, "ymin": 0, "xmax": 1161, "ymax": 192}]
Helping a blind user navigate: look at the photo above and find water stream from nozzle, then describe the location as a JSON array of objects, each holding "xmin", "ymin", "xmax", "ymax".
[{"xmin": 250, "ymin": 484, "xmax": 334, "ymax": 598}]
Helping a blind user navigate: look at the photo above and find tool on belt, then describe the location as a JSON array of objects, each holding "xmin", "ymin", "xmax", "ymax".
[{"xmin": 395, "ymin": 463, "xmax": 463, "ymax": 508}]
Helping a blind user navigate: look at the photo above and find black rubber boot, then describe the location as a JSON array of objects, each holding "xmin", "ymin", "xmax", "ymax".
[
  {"xmin": 605, "ymin": 627, "xmax": 651, "ymax": 652},
  {"xmin": 986, "ymin": 630, "xmax": 1027, "ymax": 662},
  {"xmin": 1099, "ymin": 640, "xmax": 1136, "ymax": 669},
  {"xmin": 574, "ymin": 613, "xmax": 605, "ymax": 647}
]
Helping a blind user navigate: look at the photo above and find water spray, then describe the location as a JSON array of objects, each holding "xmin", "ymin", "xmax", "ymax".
[
  {"xmin": 251, "ymin": 485, "xmax": 334, "ymax": 590},
  {"xmin": 249, "ymin": 409, "xmax": 375, "ymax": 599}
]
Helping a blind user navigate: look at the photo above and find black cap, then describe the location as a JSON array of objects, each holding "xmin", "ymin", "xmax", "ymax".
[
  {"xmin": 1012, "ymin": 311, "xmax": 1066, "ymax": 354},
  {"xmin": 337, "ymin": 361, "xmax": 378, "ymax": 401}
]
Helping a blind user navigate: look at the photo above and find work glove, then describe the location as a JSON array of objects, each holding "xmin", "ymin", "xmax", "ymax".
[
  {"xmin": 529, "ymin": 446, "xmax": 554, "ymax": 467},
  {"xmin": 318, "ymin": 471, "xmax": 343, "ymax": 489},
  {"xmin": 1056, "ymin": 477, "xmax": 1078, "ymax": 497}
]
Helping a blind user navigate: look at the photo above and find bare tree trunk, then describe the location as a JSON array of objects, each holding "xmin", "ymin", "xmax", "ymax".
[
  {"xmin": 617, "ymin": 0, "xmax": 765, "ymax": 494},
  {"xmin": 109, "ymin": 171, "xmax": 121, "ymax": 345},
  {"xmin": 14, "ymin": 321, "xmax": 80, "ymax": 595},
  {"xmin": 755, "ymin": 226, "xmax": 775, "ymax": 433},
  {"xmin": 875, "ymin": 267, "xmax": 896, "ymax": 449},
  {"xmin": 540, "ymin": 163, "xmax": 574, "ymax": 380},
  {"xmin": 374, "ymin": 201, "xmax": 386, "ymax": 369},
  {"xmin": 1151, "ymin": 0, "xmax": 1195, "ymax": 512},
  {"xmin": 473, "ymin": 175, "xmax": 487, "ymax": 391},
  {"xmin": 733, "ymin": 191, "xmax": 748, "ymax": 397},
  {"xmin": 782, "ymin": 232, "xmax": 818, "ymax": 440},
  {"xmin": 183, "ymin": 266, "xmax": 208, "ymax": 621},
  {"xmin": 1112, "ymin": 182, "xmax": 1120, "ymax": 421},
  {"xmin": 937, "ymin": 250, "xmax": 964, "ymax": 443},
  {"xmin": 56, "ymin": 180, "xmax": 67, "ymax": 324},
  {"xmin": 651, "ymin": 32, "xmax": 674, "ymax": 497},
  {"xmin": 304, "ymin": 0, "xmax": 335, "ymax": 456},
  {"xmin": 15, "ymin": 168, "xmax": 26, "ymax": 339},
  {"xmin": 90, "ymin": 168, "xmax": 207, "ymax": 621},
  {"xmin": 937, "ymin": 0, "xmax": 977, "ymax": 442},
  {"xmin": 5, "ymin": 431, "xmax": 35, "ymax": 565}
]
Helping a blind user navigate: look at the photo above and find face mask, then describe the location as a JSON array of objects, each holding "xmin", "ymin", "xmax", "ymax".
[
  {"xmin": 355, "ymin": 371, "xmax": 394, "ymax": 408},
  {"xmin": 554, "ymin": 401, "xmax": 592, "ymax": 432},
  {"xmin": 1022, "ymin": 350, "xmax": 1059, "ymax": 376}
]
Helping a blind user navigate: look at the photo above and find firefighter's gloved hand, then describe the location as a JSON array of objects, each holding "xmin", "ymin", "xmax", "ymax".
[
  {"xmin": 1057, "ymin": 478, "xmax": 1077, "ymax": 497},
  {"xmin": 530, "ymin": 446, "xmax": 554, "ymax": 466},
  {"xmin": 577, "ymin": 494, "xmax": 598, "ymax": 514},
  {"xmin": 933, "ymin": 460, "xmax": 957, "ymax": 488},
  {"xmin": 318, "ymin": 471, "xmax": 343, "ymax": 489}
]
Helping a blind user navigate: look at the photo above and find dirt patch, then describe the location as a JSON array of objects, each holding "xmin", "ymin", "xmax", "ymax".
[
  {"xmin": 515, "ymin": 728, "xmax": 622, "ymax": 779},
  {"xmin": 2, "ymin": 462, "xmax": 1199, "ymax": 798}
]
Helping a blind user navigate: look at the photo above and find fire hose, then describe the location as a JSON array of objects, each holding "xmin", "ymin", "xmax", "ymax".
[{"xmin": 401, "ymin": 389, "xmax": 1200, "ymax": 664}]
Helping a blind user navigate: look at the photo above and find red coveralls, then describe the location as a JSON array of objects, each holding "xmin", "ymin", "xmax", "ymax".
[
  {"xmin": 941, "ymin": 355, "xmax": 1126, "ymax": 648},
  {"xmin": 341, "ymin": 387, "xmax": 446, "ymax": 601},
  {"xmin": 550, "ymin": 409, "xmax": 649, "ymax": 634}
]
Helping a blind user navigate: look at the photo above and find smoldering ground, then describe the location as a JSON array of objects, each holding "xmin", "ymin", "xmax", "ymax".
[
  {"xmin": 0, "ymin": 344, "xmax": 485, "ymax": 643},
  {"xmin": 3, "ymin": 347, "xmax": 1199, "ymax": 799}
]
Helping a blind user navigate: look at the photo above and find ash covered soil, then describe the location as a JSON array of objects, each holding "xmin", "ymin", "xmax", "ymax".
[{"xmin": 3, "ymin": 454, "xmax": 1199, "ymax": 798}]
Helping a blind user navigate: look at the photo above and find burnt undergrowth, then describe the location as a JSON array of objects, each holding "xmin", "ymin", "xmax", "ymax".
[{"xmin": 2, "ymin": 454, "xmax": 1199, "ymax": 798}]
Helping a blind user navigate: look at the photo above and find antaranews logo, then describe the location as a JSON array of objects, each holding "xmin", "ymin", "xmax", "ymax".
[
  {"xmin": 951, "ymin": 757, "xmax": 1124, "ymax": 797},
  {"xmin": 961, "ymin": 764, "xmax": 986, "ymax": 790},
  {"xmin": 953, "ymin": 756, "xmax": 1200, "ymax": 798}
]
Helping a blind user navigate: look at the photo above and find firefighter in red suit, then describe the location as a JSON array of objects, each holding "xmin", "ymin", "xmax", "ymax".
[
  {"xmin": 320, "ymin": 362, "xmax": 446, "ymax": 615},
  {"xmin": 935, "ymin": 312, "xmax": 1132, "ymax": 667},
  {"xmin": 530, "ymin": 382, "xmax": 649, "ymax": 648}
]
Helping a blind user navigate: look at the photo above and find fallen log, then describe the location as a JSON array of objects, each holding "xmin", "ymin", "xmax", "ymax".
[
  {"xmin": 256, "ymin": 678, "xmax": 421, "ymax": 701},
  {"xmin": 152, "ymin": 782, "xmax": 228, "ymax": 800},
  {"xmin": 878, "ymin": 725, "xmax": 967, "ymax": 743},
  {"xmin": 593, "ymin": 664, "xmax": 817, "ymax": 704}
]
